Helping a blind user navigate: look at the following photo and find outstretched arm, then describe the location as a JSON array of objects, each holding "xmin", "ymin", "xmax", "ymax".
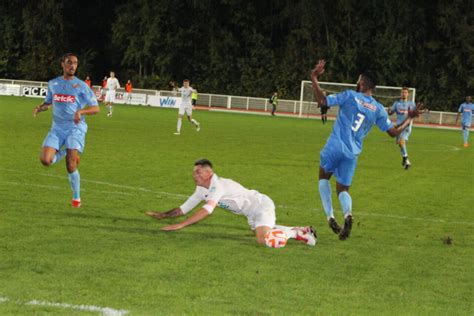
[
  {"xmin": 160, "ymin": 208, "xmax": 210, "ymax": 231},
  {"xmin": 33, "ymin": 103, "xmax": 52, "ymax": 117},
  {"xmin": 311, "ymin": 59, "xmax": 328, "ymax": 106},
  {"xmin": 387, "ymin": 102, "xmax": 426, "ymax": 137},
  {"xmin": 146, "ymin": 207, "xmax": 184, "ymax": 219}
]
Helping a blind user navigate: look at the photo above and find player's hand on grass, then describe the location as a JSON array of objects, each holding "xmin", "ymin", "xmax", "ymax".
[
  {"xmin": 145, "ymin": 211, "xmax": 168, "ymax": 219},
  {"xmin": 160, "ymin": 223, "xmax": 184, "ymax": 231},
  {"xmin": 311, "ymin": 59, "xmax": 326, "ymax": 78}
]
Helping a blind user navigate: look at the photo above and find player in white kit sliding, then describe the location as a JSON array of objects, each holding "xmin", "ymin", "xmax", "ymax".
[
  {"xmin": 105, "ymin": 71, "xmax": 120, "ymax": 117},
  {"xmin": 174, "ymin": 79, "xmax": 200, "ymax": 135},
  {"xmin": 146, "ymin": 159, "xmax": 317, "ymax": 246}
]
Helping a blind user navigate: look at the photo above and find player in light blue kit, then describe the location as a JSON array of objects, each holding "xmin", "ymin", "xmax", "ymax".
[
  {"xmin": 388, "ymin": 87, "xmax": 416, "ymax": 169},
  {"xmin": 310, "ymin": 60, "xmax": 423, "ymax": 240},
  {"xmin": 455, "ymin": 96, "xmax": 473, "ymax": 148},
  {"xmin": 33, "ymin": 53, "xmax": 99, "ymax": 208}
]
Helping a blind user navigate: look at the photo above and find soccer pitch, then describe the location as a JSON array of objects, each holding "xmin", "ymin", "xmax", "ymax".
[{"xmin": 0, "ymin": 96, "xmax": 472, "ymax": 315}]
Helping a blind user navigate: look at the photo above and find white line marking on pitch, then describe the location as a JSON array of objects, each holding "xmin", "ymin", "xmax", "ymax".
[
  {"xmin": 2, "ymin": 168, "xmax": 471, "ymax": 226},
  {"xmin": 0, "ymin": 296, "xmax": 128, "ymax": 316}
]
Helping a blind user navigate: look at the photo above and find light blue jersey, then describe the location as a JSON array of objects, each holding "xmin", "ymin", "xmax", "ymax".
[
  {"xmin": 458, "ymin": 102, "xmax": 474, "ymax": 127},
  {"xmin": 320, "ymin": 90, "xmax": 393, "ymax": 186},
  {"xmin": 391, "ymin": 100, "xmax": 416, "ymax": 125},
  {"xmin": 391, "ymin": 99, "xmax": 416, "ymax": 141},
  {"xmin": 45, "ymin": 76, "xmax": 98, "ymax": 132},
  {"xmin": 42, "ymin": 76, "xmax": 98, "ymax": 153},
  {"xmin": 325, "ymin": 90, "xmax": 393, "ymax": 158}
]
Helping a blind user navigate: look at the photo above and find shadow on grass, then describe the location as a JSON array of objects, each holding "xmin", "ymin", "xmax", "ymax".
[{"xmin": 67, "ymin": 223, "xmax": 253, "ymax": 244}]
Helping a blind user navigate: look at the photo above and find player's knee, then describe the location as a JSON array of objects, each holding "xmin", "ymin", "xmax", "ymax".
[
  {"xmin": 66, "ymin": 157, "xmax": 77, "ymax": 172},
  {"xmin": 40, "ymin": 157, "xmax": 52, "ymax": 166}
]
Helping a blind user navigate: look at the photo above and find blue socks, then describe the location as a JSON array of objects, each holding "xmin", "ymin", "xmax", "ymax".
[
  {"xmin": 68, "ymin": 170, "xmax": 81, "ymax": 200},
  {"xmin": 319, "ymin": 179, "xmax": 334, "ymax": 219},
  {"xmin": 320, "ymin": 180, "xmax": 353, "ymax": 219},
  {"xmin": 463, "ymin": 129, "xmax": 469, "ymax": 144},
  {"xmin": 338, "ymin": 191, "xmax": 352, "ymax": 218}
]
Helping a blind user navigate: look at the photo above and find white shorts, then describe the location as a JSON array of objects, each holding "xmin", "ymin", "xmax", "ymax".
[
  {"xmin": 105, "ymin": 91, "xmax": 116, "ymax": 103},
  {"xmin": 179, "ymin": 104, "xmax": 193, "ymax": 116},
  {"xmin": 246, "ymin": 194, "xmax": 276, "ymax": 230}
]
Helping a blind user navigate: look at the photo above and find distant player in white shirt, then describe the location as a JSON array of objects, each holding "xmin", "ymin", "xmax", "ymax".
[
  {"xmin": 105, "ymin": 71, "xmax": 120, "ymax": 117},
  {"xmin": 146, "ymin": 159, "xmax": 317, "ymax": 246},
  {"xmin": 174, "ymin": 79, "xmax": 200, "ymax": 135}
]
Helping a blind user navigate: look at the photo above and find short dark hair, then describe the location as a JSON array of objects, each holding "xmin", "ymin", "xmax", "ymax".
[
  {"xmin": 194, "ymin": 159, "xmax": 213, "ymax": 168},
  {"xmin": 60, "ymin": 53, "xmax": 78, "ymax": 63},
  {"xmin": 401, "ymin": 87, "xmax": 409, "ymax": 92},
  {"xmin": 360, "ymin": 72, "xmax": 377, "ymax": 89},
  {"xmin": 183, "ymin": 79, "xmax": 190, "ymax": 82}
]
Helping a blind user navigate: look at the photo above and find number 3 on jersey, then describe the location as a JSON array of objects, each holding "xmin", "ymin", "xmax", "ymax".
[{"xmin": 351, "ymin": 113, "xmax": 366, "ymax": 132}]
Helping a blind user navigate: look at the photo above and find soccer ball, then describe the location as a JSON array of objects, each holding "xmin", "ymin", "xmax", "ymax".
[{"xmin": 264, "ymin": 229, "xmax": 288, "ymax": 248}]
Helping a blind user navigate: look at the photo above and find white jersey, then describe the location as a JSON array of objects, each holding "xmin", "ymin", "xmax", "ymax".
[
  {"xmin": 180, "ymin": 174, "xmax": 271, "ymax": 218},
  {"xmin": 178, "ymin": 86, "xmax": 194, "ymax": 106},
  {"xmin": 106, "ymin": 77, "xmax": 120, "ymax": 91}
]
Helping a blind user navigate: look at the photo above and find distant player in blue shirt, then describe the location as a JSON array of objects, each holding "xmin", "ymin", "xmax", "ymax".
[
  {"xmin": 388, "ymin": 88, "xmax": 416, "ymax": 169},
  {"xmin": 310, "ymin": 60, "xmax": 423, "ymax": 240},
  {"xmin": 455, "ymin": 96, "xmax": 473, "ymax": 148},
  {"xmin": 33, "ymin": 53, "xmax": 99, "ymax": 208}
]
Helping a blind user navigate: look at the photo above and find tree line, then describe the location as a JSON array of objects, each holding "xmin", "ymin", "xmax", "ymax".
[{"xmin": 1, "ymin": 0, "xmax": 473, "ymax": 110}]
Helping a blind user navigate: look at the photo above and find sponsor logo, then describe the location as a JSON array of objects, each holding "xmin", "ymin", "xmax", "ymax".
[
  {"xmin": 355, "ymin": 97, "xmax": 377, "ymax": 112},
  {"xmin": 160, "ymin": 97, "xmax": 177, "ymax": 107},
  {"xmin": 53, "ymin": 94, "xmax": 76, "ymax": 103},
  {"xmin": 22, "ymin": 86, "xmax": 48, "ymax": 97}
]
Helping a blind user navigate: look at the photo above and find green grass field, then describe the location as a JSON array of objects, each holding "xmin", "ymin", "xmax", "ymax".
[{"xmin": 0, "ymin": 95, "xmax": 473, "ymax": 315}]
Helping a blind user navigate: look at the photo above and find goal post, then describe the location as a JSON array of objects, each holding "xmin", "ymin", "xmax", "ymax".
[{"xmin": 299, "ymin": 80, "xmax": 416, "ymax": 117}]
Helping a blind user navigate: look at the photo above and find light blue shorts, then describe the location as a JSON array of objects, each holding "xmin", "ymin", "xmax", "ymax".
[
  {"xmin": 320, "ymin": 145, "xmax": 357, "ymax": 186},
  {"xmin": 42, "ymin": 125, "xmax": 86, "ymax": 153},
  {"xmin": 396, "ymin": 125, "xmax": 412, "ymax": 142}
]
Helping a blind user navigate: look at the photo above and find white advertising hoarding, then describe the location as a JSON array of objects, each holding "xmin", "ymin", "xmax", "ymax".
[
  {"xmin": 0, "ymin": 84, "xmax": 21, "ymax": 96},
  {"xmin": 147, "ymin": 95, "xmax": 180, "ymax": 108}
]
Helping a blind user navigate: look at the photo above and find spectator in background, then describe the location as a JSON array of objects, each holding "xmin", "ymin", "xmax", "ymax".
[
  {"xmin": 319, "ymin": 90, "xmax": 329, "ymax": 124},
  {"xmin": 101, "ymin": 76, "xmax": 107, "ymax": 93},
  {"xmin": 192, "ymin": 86, "xmax": 198, "ymax": 107},
  {"xmin": 125, "ymin": 79, "xmax": 133, "ymax": 104},
  {"xmin": 84, "ymin": 76, "xmax": 92, "ymax": 88},
  {"xmin": 455, "ymin": 95, "xmax": 473, "ymax": 148},
  {"xmin": 269, "ymin": 91, "xmax": 278, "ymax": 116}
]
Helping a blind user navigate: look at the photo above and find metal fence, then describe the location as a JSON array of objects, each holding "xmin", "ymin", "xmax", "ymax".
[{"xmin": 0, "ymin": 78, "xmax": 462, "ymax": 128}]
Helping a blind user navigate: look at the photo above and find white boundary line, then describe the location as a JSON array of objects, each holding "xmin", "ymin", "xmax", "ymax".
[
  {"xmin": 0, "ymin": 296, "xmax": 128, "ymax": 316},
  {"xmin": 1, "ymin": 168, "xmax": 472, "ymax": 226}
]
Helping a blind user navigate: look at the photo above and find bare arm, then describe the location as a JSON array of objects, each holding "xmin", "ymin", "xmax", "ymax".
[
  {"xmin": 160, "ymin": 208, "xmax": 210, "ymax": 231},
  {"xmin": 33, "ymin": 103, "xmax": 52, "ymax": 117},
  {"xmin": 455, "ymin": 112, "xmax": 460, "ymax": 124},
  {"xmin": 146, "ymin": 207, "xmax": 184, "ymax": 219},
  {"xmin": 310, "ymin": 59, "xmax": 328, "ymax": 106},
  {"xmin": 74, "ymin": 105, "xmax": 100, "ymax": 124}
]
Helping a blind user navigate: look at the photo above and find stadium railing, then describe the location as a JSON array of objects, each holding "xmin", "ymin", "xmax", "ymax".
[{"xmin": 0, "ymin": 78, "xmax": 462, "ymax": 129}]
